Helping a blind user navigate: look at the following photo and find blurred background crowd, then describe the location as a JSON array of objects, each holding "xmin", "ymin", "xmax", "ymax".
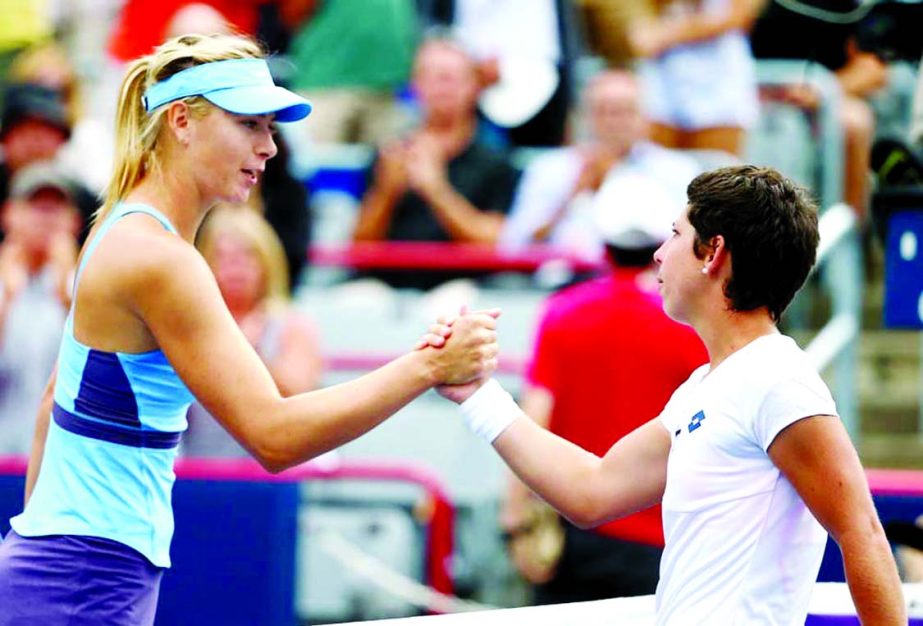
[{"xmin": 0, "ymin": 0, "xmax": 922, "ymax": 623}]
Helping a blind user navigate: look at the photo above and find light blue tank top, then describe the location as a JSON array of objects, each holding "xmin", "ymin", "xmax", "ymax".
[{"xmin": 11, "ymin": 202, "xmax": 195, "ymax": 567}]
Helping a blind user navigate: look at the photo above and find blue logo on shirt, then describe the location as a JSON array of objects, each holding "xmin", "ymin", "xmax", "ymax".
[{"xmin": 688, "ymin": 410, "xmax": 706, "ymax": 433}]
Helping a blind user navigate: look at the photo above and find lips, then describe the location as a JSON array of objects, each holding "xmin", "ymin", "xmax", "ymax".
[{"xmin": 240, "ymin": 168, "xmax": 260, "ymax": 185}]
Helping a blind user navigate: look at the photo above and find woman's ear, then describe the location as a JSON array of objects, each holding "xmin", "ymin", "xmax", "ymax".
[
  {"xmin": 165, "ymin": 101, "xmax": 192, "ymax": 146},
  {"xmin": 704, "ymin": 234, "xmax": 729, "ymax": 275}
]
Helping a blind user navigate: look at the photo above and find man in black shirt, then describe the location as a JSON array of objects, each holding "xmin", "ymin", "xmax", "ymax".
[{"xmin": 352, "ymin": 36, "xmax": 520, "ymax": 290}]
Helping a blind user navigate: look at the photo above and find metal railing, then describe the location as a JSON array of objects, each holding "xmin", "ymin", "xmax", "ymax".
[
  {"xmin": 753, "ymin": 60, "xmax": 845, "ymax": 210},
  {"xmin": 804, "ymin": 203, "xmax": 863, "ymax": 439}
]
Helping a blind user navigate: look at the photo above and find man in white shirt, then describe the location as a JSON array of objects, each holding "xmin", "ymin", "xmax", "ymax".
[
  {"xmin": 499, "ymin": 70, "xmax": 700, "ymax": 261},
  {"xmin": 427, "ymin": 165, "xmax": 905, "ymax": 624}
]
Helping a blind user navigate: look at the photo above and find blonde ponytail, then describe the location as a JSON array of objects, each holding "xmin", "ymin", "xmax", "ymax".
[{"xmin": 98, "ymin": 34, "xmax": 265, "ymax": 221}]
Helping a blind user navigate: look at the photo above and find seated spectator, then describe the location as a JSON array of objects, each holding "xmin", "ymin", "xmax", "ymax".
[
  {"xmin": 750, "ymin": 0, "xmax": 889, "ymax": 220},
  {"xmin": 287, "ymin": 0, "xmax": 418, "ymax": 145},
  {"xmin": 107, "ymin": 0, "xmax": 262, "ymax": 64},
  {"xmin": 352, "ymin": 35, "xmax": 521, "ymax": 290},
  {"xmin": 0, "ymin": 161, "xmax": 81, "ymax": 454},
  {"xmin": 0, "ymin": 82, "xmax": 97, "ymax": 239},
  {"xmin": 9, "ymin": 42, "xmax": 114, "ymax": 195},
  {"xmin": 182, "ymin": 207, "xmax": 322, "ymax": 458},
  {"xmin": 631, "ymin": 0, "xmax": 764, "ymax": 157},
  {"xmin": 500, "ymin": 70, "xmax": 700, "ymax": 261},
  {"xmin": 445, "ymin": 0, "xmax": 577, "ymax": 148}
]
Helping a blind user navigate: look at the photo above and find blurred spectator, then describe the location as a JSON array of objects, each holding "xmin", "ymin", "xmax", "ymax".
[
  {"xmin": 107, "ymin": 0, "xmax": 261, "ymax": 63},
  {"xmin": 0, "ymin": 161, "xmax": 81, "ymax": 454},
  {"xmin": 257, "ymin": 134, "xmax": 312, "ymax": 290},
  {"xmin": 0, "ymin": 0, "xmax": 52, "ymax": 107},
  {"xmin": 183, "ymin": 207, "xmax": 322, "ymax": 458},
  {"xmin": 500, "ymin": 70, "xmax": 699, "ymax": 261},
  {"xmin": 287, "ymin": 0, "xmax": 418, "ymax": 145},
  {"xmin": 750, "ymin": 0, "xmax": 889, "ymax": 220},
  {"xmin": 427, "ymin": 0, "xmax": 578, "ymax": 148},
  {"xmin": 632, "ymin": 0, "xmax": 764, "ymax": 157},
  {"xmin": 352, "ymin": 36, "xmax": 520, "ymax": 290},
  {"xmin": 165, "ymin": 3, "xmax": 233, "ymax": 39},
  {"xmin": 575, "ymin": 0, "xmax": 656, "ymax": 69},
  {"xmin": 503, "ymin": 177, "xmax": 707, "ymax": 602},
  {"xmin": 9, "ymin": 42, "xmax": 114, "ymax": 194},
  {"xmin": 0, "ymin": 82, "xmax": 97, "ymax": 239}
]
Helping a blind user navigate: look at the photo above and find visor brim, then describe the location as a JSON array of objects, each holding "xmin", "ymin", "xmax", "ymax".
[{"xmin": 204, "ymin": 85, "xmax": 312, "ymax": 122}]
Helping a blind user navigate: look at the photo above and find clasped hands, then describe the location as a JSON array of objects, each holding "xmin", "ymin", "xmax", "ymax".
[{"xmin": 415, "ymin": 306, "xmax": 501, "ymax": 403}]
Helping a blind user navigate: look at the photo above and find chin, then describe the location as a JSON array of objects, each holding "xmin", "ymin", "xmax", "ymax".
[{"xmin": 222, "ymin": 188, "xmax": 252, "ymax": 205}]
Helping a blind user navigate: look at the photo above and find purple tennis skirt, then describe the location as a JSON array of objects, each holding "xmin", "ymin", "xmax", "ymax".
[{"xmin": 0, "ymin": 531, "xmax": 164, "ymax": 626}]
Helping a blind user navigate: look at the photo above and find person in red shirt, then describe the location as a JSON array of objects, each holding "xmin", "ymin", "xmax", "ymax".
[
  {"xmin": 108, "ymin": 1, "xmax": 263, "ymax": 63},
  {"xmin": 502, "ymin": 173, "xmax": 707, "ymax": 603}
]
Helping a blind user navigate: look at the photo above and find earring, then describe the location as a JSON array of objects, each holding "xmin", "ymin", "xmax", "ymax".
[{"xmin": 701, "ymin": 267, "xmax": 709, "ymax": 274}]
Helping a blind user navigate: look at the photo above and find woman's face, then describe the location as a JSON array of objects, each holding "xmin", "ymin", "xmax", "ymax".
[
  {"xmin": 188, "ymin": 108, "xmax": 278, "ymax": 205},
  {"xmin": 208, "ymin": 231, "xmax": 264, "ymax": 310},
  {"xmin": 653, "ymin": 207, "xmax": 704, "ymax": 324}
]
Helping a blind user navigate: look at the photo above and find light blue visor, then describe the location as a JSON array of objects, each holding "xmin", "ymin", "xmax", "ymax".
[{"xmin": 142, "ymin": 58, "xmax": 311, "ymax": 122}]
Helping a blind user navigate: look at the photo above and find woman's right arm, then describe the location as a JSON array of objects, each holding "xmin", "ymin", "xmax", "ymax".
[
  {"xmin": 493, "ymin": 414, "xmax": 671, "ymax": 528},
  {"xmin": 133, "ymin": 238, "xmax": 496, "ymax": 473},
  {"xmin": 24, "ymin": 364, "xmax": 56, "ymax": 505}
]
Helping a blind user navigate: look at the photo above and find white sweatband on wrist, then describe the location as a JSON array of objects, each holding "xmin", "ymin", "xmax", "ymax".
[{"xmin": 459, "ymin": 378, "xmax": 521, "ymax": 444}]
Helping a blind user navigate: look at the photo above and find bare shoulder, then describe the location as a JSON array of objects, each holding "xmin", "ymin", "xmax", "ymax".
[{"xmin": 89, "ymin": 213, "xmax": 215, "ymax": 306}]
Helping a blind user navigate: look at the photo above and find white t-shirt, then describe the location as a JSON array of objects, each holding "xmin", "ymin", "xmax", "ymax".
[{"xmin": 656, "ymin": 333, "xmax": 837, "ymax": 626}]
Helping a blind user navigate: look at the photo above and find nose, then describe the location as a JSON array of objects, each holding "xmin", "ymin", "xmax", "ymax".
[
  {"xmin": 653, "ymin": 241, "xmax": 666, "ymax": 265},
  {"xmin": 257, "ymin": 131, "xmax": 277, "ymax": 161}
]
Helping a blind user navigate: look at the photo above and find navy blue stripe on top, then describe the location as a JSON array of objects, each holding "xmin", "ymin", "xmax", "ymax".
[
  {"xmin": 53, "ymin": 403, "xmax": 181, "ymax": 449},
  {"xmin": 73, "ymin": 350, "xmax": 141, "ymax": 428}
]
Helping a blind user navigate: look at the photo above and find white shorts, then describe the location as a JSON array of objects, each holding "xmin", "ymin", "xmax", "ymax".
[{"xmin": 640, "ymin": 32, "xmax": 759, "ymax": 130}]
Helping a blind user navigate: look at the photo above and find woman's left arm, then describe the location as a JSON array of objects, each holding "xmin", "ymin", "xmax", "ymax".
[{"xmin": 769, "ymin": 415, "xmax": 906, "ymax": 625}]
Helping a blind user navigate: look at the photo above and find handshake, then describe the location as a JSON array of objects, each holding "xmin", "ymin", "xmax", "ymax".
[{"xmin": 413, "ymin": 306, "xmax": 521, "ymax": 444}]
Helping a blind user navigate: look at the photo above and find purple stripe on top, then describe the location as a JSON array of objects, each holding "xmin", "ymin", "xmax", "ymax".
[
  {"xmin": 74, "ymin": 349, "xmax": 141, "ymax": 428},
  {"xmin": 53, "ymin": 403, "xmax": 181, "ymax": 449},
  {"xmin": 0, "ymin": 531, "xmax": 163, "ymax": 626}
]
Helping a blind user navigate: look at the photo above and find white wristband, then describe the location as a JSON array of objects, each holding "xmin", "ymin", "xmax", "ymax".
[{"xmin": 459, "ymin": 379, "xmax": 521, "ymax": 444}]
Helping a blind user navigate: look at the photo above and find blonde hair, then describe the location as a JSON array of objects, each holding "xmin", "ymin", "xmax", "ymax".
[
  {"xmin": 100, "ymin": 33, "xmax": 264, "ymax": 221},
  {"xmin": 196, "ymin": 206, "xmax": 290, "ymax": 308}
]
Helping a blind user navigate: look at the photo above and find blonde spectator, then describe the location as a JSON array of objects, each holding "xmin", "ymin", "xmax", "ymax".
[{"xmin": 183, "ymin": 206, "xmax": 322, "ymax": 457}]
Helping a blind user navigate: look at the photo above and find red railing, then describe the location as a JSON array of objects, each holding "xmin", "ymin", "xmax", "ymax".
[{"xmin": 308, "ymin": 241, "xmax": 606, "ymax": 273}]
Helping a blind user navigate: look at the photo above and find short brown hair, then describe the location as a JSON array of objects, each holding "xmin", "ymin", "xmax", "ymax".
[{"xmin": 686, "ymin": 165, "xmax": 820, "ymax": 321}]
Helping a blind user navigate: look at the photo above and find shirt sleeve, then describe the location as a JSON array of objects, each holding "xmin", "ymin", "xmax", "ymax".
[
  {"xmin": 499, "ymin": 151, "xmax": 581, "ymax": 249},
  {"xmin": 753, "ymin": 371, "xmax": 839, "ymax": 451}
]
